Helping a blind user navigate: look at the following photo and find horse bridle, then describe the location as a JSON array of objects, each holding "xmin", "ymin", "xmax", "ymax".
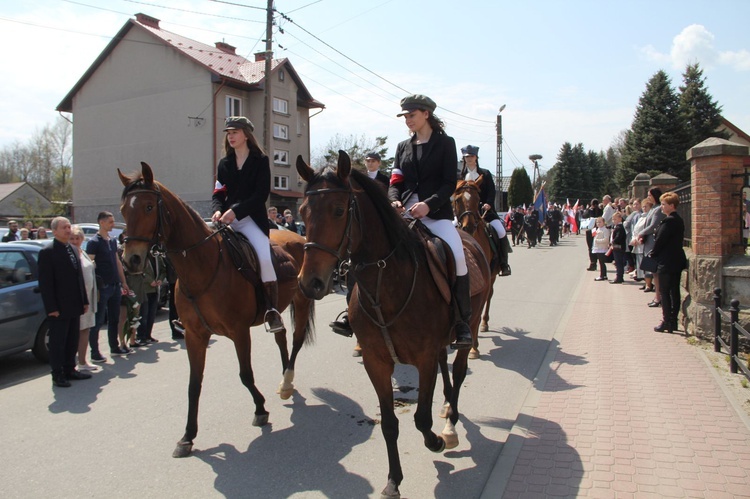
[
  {"xmin": 122, "ymin": 186, "xmax": 221, "ymax": 257},
  {"xmin": 302, "ymin": 186, "xmax": 357, "ymax": 261},
  {"xmin": 453, "ymin": 184, "xmax": 482, "ymax": 235},
  {"xmin": 303, "ymin": 180, "xmax": 419, "ymax": 364}
]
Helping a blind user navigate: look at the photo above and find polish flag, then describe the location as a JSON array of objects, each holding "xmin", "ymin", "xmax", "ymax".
[
  {"xmin": 389, "ymin": 168, "xmax": 404, "ymax": 185},
  {"xmin": 566, "ymin": 206, "xmax": 578, "ymax": 233}
]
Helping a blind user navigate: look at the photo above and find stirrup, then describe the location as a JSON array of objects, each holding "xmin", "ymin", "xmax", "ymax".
[
  {"xmin": 264, "ymin": 309, "xmax": 286, "ymax": 334},
  {"xmin": 329, "ymin": 311, "xmax": 353, "ymax": 337}
]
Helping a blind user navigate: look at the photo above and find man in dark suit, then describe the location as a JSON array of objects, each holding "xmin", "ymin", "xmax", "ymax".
[{"xmin": 39, "ymin": 217, "xmax": 91, "ymax": 387}]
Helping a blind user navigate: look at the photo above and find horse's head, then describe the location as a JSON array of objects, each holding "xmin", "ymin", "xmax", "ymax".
[
  {"xmin": 118, "ymin": 162, "xmax": 165, "ymax": 273},
  {"xmin": 453, "ymin": 177, "xmax": 483, "ymax": 235},
  {"xmin": 296, "ymin": 151, "xmax": 354, "ymax": 300}
]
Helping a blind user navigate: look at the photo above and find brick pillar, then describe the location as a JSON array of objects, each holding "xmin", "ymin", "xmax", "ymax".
[{"xmin": 687, "ymin": 138, "xmax": 749, "ymax": 337}]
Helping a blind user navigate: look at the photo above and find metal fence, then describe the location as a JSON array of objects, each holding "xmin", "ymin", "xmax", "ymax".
[
  {"xmin": 714, "ymin": 288, "xmax": 750, "ymax": 382},
  {"xmin": 673, "ymin": 180, "xmax": 692, "ymax": 248}
]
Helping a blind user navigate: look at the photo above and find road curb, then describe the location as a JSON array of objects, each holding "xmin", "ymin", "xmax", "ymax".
[{"xmin": 479, "ymin": 265, "xmax": 587, "ymax": 498}]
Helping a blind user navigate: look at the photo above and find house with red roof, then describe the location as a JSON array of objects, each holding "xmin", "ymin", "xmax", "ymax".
[{"xmin": 57, "ymin": 13, "xmax": 324, "ymax": 221}]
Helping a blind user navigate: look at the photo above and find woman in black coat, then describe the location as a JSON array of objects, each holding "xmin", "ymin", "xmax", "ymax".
[
  {"xmin": 388, "ymin": 94, "xmax": 471, "ymax": 349},
  {"xmin": 211, "ymin": 116, "xmax": 285, "ymax": 334},
  {"xmin": 650, "ymin": 192, "xmax": 688, "ymax": 333}
]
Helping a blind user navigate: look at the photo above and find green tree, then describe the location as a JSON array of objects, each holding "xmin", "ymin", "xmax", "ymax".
[
  {"xmin": 508, "ymin": 167, "xmax": 533, "ymax": 208},
  {"xmin": 313, "ymin": 134, "xmax": 393, "ymax": 173},
  {"xmin": 678, "ymin": 62, "xmax": 728, "ymax": 149},
  {"xmin": 620, "ymin": 70, "xmax": 689, "ymax": 185}
]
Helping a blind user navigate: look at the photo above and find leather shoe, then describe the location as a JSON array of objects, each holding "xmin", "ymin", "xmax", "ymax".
[
  {"xmin": 594, "ymin": 276, "xmax": 607, "ymax": 281},
  {"xmin": 654, "ymin": 321, "xmax": 673, "ymax": 333},
  {"xmin": 610, "ymin": 279, "xmax": 624, "ymax": 284},
  {"xmin": 66, "ymin": 369, "xmax": 92, "ymax": 380},
  {"xmin": 172, "ymin": 331, "xmax": 185, "ymax": 340},
  {"xmin": 586, "ymin": 264, "xmax": 597, "ymax": 271},
  {"xmin": 647, "ymin": 300, "xmax": 661, "ymax": 308},
  {"xmin": 52, "ymin": 374, "xmax": 71, "ymax": 388}
]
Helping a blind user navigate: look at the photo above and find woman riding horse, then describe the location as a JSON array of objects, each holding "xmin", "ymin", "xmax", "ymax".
[
  {"xmin": 211, "ymin": 116, "xmax": 285, "ymax": 334},
  {"xmin": 459, "ymin": 144, "xmax": 511, "ymax": 276},
  {"xmin": 388, "ymin": 94, "xmax": 472, "ymax": 349}
]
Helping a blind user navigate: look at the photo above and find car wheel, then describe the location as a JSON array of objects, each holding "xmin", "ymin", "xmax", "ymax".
[{"xmin": 32, "ymin": 320, "xmax": 50, "ymax": 363}]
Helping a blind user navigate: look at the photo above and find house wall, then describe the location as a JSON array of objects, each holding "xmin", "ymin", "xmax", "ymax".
[{"xmin": 71, "ymin": 27, "xmax": 215, "ymax": 222}]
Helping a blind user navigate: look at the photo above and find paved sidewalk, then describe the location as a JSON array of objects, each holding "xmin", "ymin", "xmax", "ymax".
[{"xmin": 484, "ymin": 264, "xmax": 750, "ymax": 498}]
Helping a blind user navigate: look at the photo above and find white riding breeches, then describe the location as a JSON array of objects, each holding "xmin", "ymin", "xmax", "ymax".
[
  {"xmin": 231, "ymin": 216, "xmax": 276, "ymax": 282},
  {"xmin": 489, "ymin": 219, "xmax": 506, "ymax": 238}
]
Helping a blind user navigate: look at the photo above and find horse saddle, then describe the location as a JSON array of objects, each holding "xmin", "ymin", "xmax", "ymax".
[
  {"xmin": 408, "ymin": 220, "xmax": 487, "ymax": 304},
  {"xmin": 221, "ymin": 226, "xmax": 298, "ymax": 288}
]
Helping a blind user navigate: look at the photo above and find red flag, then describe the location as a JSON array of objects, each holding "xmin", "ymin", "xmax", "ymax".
[{"xmin": 566, "ymin": 207, "xmax": 578, "ymax": 233}]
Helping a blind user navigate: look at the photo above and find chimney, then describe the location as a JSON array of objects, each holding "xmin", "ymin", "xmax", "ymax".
[
  {"xmin": 215, "ymin": 42, "xmax": 237, "ymax": 55},
  {"xmin": 135, "ymin": 13, "xmax": 160, "ymax": 29},
  {"xmin": 255, "ymin": 51, "xmax": 268, "ymax": 62}
]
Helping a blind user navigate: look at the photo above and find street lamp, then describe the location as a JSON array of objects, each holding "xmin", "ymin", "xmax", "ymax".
[
  {"xmin": 495, "ymin": 105, "xmax": 506, "ymax": 211},
  {"xmin": 529, "ymin": 154, "xmax": 543, "ymax": 191}
]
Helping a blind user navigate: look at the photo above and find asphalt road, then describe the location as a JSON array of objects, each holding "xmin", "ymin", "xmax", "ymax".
[{"xmin": 0, "ymin": 233, "xmax": 586, "ymax": 499}]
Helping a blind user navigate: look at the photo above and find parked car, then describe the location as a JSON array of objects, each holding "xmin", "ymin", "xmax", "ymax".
[
  {"xmin": 76, "ymin": 222, "xmax": 125, "ymax": 242},
  {"xmin": 0, "ymin": 242, "xmax": 52, "ymax": 362}
]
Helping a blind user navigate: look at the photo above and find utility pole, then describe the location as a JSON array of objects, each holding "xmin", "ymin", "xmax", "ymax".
[
  {"xmin": 262, "ymin": 0, "xmax": 274, "ymax": 155},
  {"xmin": 495, "ymin": 105, "xmax": 506, "ymax": 211}
]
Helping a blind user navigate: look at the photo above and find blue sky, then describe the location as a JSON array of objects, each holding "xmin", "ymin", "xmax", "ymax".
[{"xmin": 1, "ymin": 0, "xmax": 748, "ymax": 182}]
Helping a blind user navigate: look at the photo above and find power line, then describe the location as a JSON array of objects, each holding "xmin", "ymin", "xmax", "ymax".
[{"xmin": 121, "ymin": 0, "xmax": 265, "ymax": 22}]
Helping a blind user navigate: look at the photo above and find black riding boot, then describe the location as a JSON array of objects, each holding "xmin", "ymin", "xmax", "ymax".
[
  {"xmin": 329, "ymin": 310, "xmax": 353, "ymax": 337},
  {"xmin": 498, "ymin": 235, "xmax": 512, "ymax": 276},
  {"xmin": 262, "ymin": 281, "xmax": 286, "ymax": 334},
  {"xmin": 451, "ymin": 274, "xmax": 472, "ymax": 350}
]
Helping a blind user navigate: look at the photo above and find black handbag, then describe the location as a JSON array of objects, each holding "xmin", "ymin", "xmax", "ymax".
[{"xmin": 640, "ymin": 255, "xmax": 658, "ymax": 273}]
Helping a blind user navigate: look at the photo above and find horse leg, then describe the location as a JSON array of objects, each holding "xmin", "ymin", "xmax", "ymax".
[
  {"xmin": 443, "ymin": 349, "xmax": 470, "ymax": 449},
  {"xmin": 173, "ymin": 331, "xmax": 210, "ymax": 458},
  {"xmin": 437, "ymin": 348, "xmax": 453, "ymax": 419},
  {"xmin": 479, "ymin": 274, "xmax": 496, "ymax": 335},
  {"xmin": 277, "ymin": 296, "xmax": 313, "ymax": 400},
  {"xmin": 233, "ymin": 330, "xmax": 269, "ymax": 427},
  {"xmin": 362, "ymin": 355, "xmax": 402, "ymax": 499},
  {"xmin": 412, "ymin": 356, "xmax": 446, "ymax": 456}
]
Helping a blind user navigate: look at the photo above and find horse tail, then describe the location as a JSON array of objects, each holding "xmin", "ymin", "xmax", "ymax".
[{"xmin": 289, "ymin": 299, "xmax": 316, "ymax": 346}]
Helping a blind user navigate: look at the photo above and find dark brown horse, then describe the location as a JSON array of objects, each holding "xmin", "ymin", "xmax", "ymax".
[
  {"xmin": 118, "ymin": 162, "xmax": 315, "ymax": 458},
  {"xmin": 453, "ymin": 177, "xmax": 500, "ymax": 340},
  {"xmin": 296, "ymin": 152, "xmax": 490, "ymax": 499}
]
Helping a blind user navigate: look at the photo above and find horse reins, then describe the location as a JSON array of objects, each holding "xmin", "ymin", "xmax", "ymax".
[
  {"xmin": 304, "ymin": 181, "xmax": 419, "ymax": 364},
  {"xmin": 122, "ymin": 186, "xmax": 224, "ymax": 336}
]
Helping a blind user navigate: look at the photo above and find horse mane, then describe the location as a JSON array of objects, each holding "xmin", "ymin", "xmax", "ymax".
[{"xmin": 306, "ymin": 166, "xmax": 419, "ymax": 261}]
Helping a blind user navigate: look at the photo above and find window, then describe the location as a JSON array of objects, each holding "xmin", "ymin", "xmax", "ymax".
[
  {"xmin": 273, "ymin": 98, "xmax": 288, "ymax": 114},
  {"xmin": 0, "ymin": 250, "xmax": 32, "ymax": 287},
  {"xmin": 274, "ymin": 175, "xmax": 289, "ymax": 190},
  {"xmin": 225, "ymin": 95, "xmax": 241, "ymax": 117},
  {"xmin": 278, "ymin": 70, "xmax": 285, "ymax": 82},
  {"xmin": 274, "ymin": 150, "xmax": 289, "ymax": 165},
  {"xmin": 273, "ymin": 124, "xmax": 289, "ymax": 140}
]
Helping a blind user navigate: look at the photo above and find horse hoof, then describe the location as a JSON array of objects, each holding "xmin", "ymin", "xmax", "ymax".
[
  {"xmin": 380, "ymin": 480, "xmax": 401, "ymax": 499},
  {"xmin": 442, "ymin": 432, "xmax": 458, "ymax": 449},
  {"xmin": 172, "ymin": 441, "xmax": 193, "ymax": 458},
  {"xmin": 253, "ymin": 413, "xmax": 269, "ymax": 426},
  {"xmin": 430, "ymin": 436, "xmax": 447, "ymax": 453},
  {"xmin": 438, "ymin": 402, "xmax": 452, "ymax": 419},
  {"xmin": 468, "ymin": 348, "xmax": 480, "ymax": 360},
  {"xmin": 278, "ymin": 387, "xmax": 294, "ymax": 400},
  {"xmin": 480, "ymin": 322, "xmax": 488, "ymax": 332}
]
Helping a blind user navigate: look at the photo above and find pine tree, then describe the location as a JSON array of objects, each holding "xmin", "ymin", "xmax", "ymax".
[
  {"xmin": 620, "ymin": 70, "xmax": 690, "ymax": 184},
  {"xmin": 678, "ymin": 62, "xmax": 728, "ymax": 149},
  {"xmin": 508, "ymin": 167, "xmax": 534, "ymax": 208}
]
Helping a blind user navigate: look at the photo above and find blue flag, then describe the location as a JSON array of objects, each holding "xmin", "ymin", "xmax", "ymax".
[{"xmin": 533, "ymin": 186, "xmax": 547, "ymax": 222}]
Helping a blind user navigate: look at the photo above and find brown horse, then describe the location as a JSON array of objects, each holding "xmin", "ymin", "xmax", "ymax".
[
  {"xmin": 453, "ymin": 177, "xmax": 500, "ymax": 339},
  {"xmin": 118, "ymin": 162, "xmax": 315, "ymax": 458},
  {"xmin": 296, "ymin": 152, "xmax": 490, "ymax": 499}
]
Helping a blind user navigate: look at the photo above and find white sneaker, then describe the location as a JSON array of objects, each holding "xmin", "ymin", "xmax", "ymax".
[{"xmin": 78, "ymin": 363, "xmax": 101, "ymax": 372}]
